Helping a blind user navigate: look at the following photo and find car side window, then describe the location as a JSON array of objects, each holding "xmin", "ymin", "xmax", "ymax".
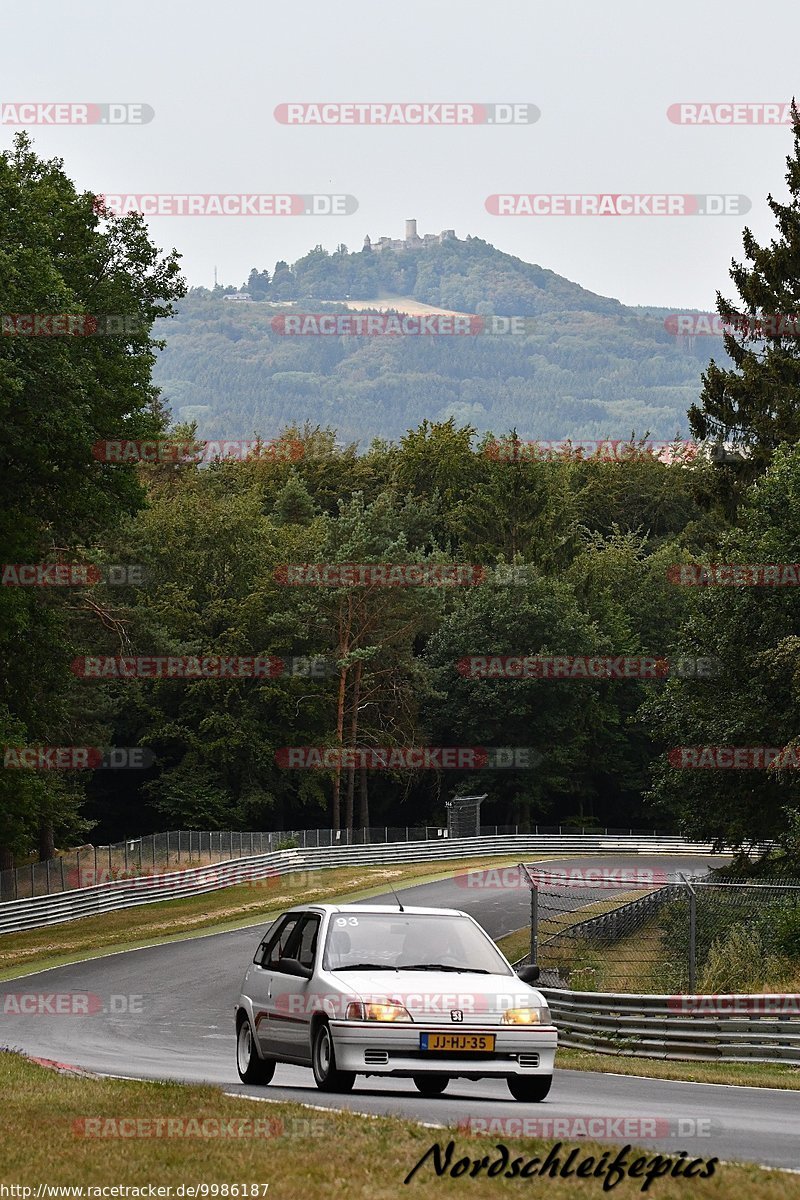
[
  {"xmin": 290, "ymin": 915, "xmax": 320, "ymax": 970},
  {"xmin": 254, "ymin": 914, "xmax": 302, "ymax": 968}
]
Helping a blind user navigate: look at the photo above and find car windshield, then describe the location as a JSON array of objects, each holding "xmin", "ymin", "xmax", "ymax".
[{"xmin": 322, "ymin": 912, "xmax": 513, "ymax": 975}]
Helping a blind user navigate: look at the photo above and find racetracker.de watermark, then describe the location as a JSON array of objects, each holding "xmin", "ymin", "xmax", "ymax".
[
  {"xmin": 69, "ymin": 656, "xmax": 330, "ymax": 680},
  {"xmin": 669, "ymin": 994, "xmax": 800, "ymax": 1014},
  {"xmin": 275, "ymin": 746, "xmax": 542, "ymax": 769},
  {"xmin": 667, "ymin": 102, "xmax": 797, "ymax": 125},
  {"xmin": 3, "ymin": 746, "xmax": 155, "ymax": 770},
  {"xmin": 668, "ymin": 563, "xmax": 800, "ymax": 585},
  {"xmin": 270, "ymin": 314, "xmax": 533, "ymax": 336},
  {"xmin": 92, "ymin": 439, "xmax": 303, "ymax": 463},
  {"xmin": 1, "ymin": 563, "xmax": 145, "ymax": 587},
  {"xmin": 0, "ymin": 103, "xmax": 154, "ymax": 125},
  {"xmin": 1, "ymin": 992, "xmax": 143, "ymax": 1015},
  {"xmin": 668, "ymin": 746, "xmax": 800, "ymax": 769},
  {"xmin": 94, "ymin": 194, "xmax": 357, "ymax": 216},
  {"xmin": 1, "ymin": 314, "xmax": 146, "ymax": 336},
  {"xmin": 74, "ymin": 1115, "xmax": 325, "ymax": 1138},
  {"xmin": 457, "ymin": 655, "xmax": 719, "ymax": 679},
  {"xmin": 454, "ymin": 866, "xmax": 667, "ymax": 889},
  {"xmin": 485, "ymin": 194, "xmax": 750, "ymax": 216},
  {"xmin": 271, "ymin": 988, "xmax": 553, "ymax": 1017},
  {"xmin": 274, "ymin": 563, "xmax": 485, "ymax": 586},
  {"xmin": 484, "ymin": 439, "xmax": 698, "ymax": 461},
  {"xmin": 457, "ymin": 1116, "xmax": 716, "ymax": 1139},
  {"xmin": 274, "ymin": 102, "xmax": 539, "ymax": 125},
  {"xmin": 664, "ymin": 313, "xmax": 800, "ymax": 337}
]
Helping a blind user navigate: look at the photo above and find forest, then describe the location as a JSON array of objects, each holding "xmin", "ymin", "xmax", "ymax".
[{"xmin": 3, "ymin": 116, "xmax": 800, "ymax": 872}]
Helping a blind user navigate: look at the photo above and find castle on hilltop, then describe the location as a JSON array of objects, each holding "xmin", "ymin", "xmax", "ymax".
[{"xmin": 364, "ymin": 219, "xmax": 456, "ymax": 253}]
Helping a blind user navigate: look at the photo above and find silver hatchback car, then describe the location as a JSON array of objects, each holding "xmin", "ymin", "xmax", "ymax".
[{"xmin": 235, "ymin": 903, "xmax": 557, "ymax": 1100}]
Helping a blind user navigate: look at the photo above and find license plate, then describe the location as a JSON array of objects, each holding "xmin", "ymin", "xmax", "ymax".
[{"xmin": 419, "ymin": 1033, "xmax": 496, "ymax": 1052}]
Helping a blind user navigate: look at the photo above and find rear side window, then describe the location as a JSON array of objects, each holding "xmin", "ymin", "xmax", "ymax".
[
  {"xmin": 254, "ymin": 914, "xmax": 302, "ymax": 968},
  {"xmin": 290, "ymin": 915, "xmax": 320, "ymax": 969}
]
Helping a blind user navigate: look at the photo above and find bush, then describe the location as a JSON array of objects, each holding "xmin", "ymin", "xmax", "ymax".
[
  {"xmin": 275, "ymin": 837, "xmax": 299, "ymax": 851},
  {"xmin": 697, "ymin": 923, "xmax": 791, "ymax": 993}
]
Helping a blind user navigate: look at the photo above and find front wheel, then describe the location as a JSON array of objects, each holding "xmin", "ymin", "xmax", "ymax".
[
  {"xmin": 312, "ymin": 1022, "xmax": 355, "ymax": 1093},
  {"xmin": 413, "ymin": 1074, "xmax": 449, "ymax": 1097},
  {"xmin": 236, "ymin": 1016, "xmax": 275, "ymax": 1084},
  {"xmin": 507, "ymin": 1074, "xmax": 552, "ymax": 1102}
]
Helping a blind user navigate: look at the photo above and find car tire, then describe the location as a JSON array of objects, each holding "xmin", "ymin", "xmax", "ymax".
[
  {"xmin": 412, "ymin": 1074, "xmax": 449, "ymax": 1097},
  {"xmin": 236, "ymin": 1014, "xmax": 276, "ymax": 1085},
  {"xmin": 311, "ymin": 1021, "xmax": 355, "ymax": 1093},
  {"xmin": 507, "ymin": 1074, "xmax": 552, "ymax": 1102}
]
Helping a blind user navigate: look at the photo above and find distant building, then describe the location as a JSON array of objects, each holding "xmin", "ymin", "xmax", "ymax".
[
  {"xmin": 363, "ymin": 219, "xmax": 457, "ymax": 252},
  {"xmin": 223, "ymin": 291, "xmax": 254, "ymax": 303}
]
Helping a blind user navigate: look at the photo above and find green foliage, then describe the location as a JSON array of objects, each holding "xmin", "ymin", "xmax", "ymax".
[{"xmin": 690, "ymin": 106, "xmax": 800, "ymax": 509}]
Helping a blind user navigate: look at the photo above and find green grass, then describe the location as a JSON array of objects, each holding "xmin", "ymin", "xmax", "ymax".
[
  {"xmin": 1, "ymin": 1051, "xmax": 795, "ymax": 1198},
  {"xmin": 556, "ymin": 1048, "xmax": 800, "ymax": 1090}
]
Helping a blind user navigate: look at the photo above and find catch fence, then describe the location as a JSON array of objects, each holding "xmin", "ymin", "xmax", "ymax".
[{"xmin": 514, "ymin": 864, "xmax": 800, "ymax": 995}]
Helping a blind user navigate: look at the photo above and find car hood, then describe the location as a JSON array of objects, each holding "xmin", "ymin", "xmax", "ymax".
[{"xmin": 326, "ymin": 969, "xmax": 546, "ymax": 1024}]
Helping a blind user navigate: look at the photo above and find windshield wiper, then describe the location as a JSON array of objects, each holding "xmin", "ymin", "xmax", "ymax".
[
  {"xmin": 400, "ymin": 963, "xmax": 492, "ymax": 974},
  {"xmin": 332, "ymin": 962, "xmax": 397, "ymax": 971}
]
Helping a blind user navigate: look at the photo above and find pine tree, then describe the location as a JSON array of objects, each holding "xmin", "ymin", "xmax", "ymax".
[
  {"xmin": 272, "ymin": 472, "xmax": 316, "ymax": 526},
  {"xmin": 689, "ymin": 103, "xmax": 800, "ymax": 511}
]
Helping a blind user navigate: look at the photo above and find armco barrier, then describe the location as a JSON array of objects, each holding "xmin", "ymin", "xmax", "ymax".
[
  {"xmin": 541, "ymin": 987, "xmax": 800, "ymax": 1064},
  {"xmin": 0, "ymin": 833, "xmax": 718, "ymax": 935}
]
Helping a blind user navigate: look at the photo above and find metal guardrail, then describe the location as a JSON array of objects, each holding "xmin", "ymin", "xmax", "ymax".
[
  {"xmin": 543, "ymin": 884, "xmax": 684, "ymax": 948},
  {"xmin": 0, "ymin": 833, "xmax": 718, "ymax": 935},
  {"xmin": 541, "ymin": 987, "xmax": 800, "ymax": 1065}
]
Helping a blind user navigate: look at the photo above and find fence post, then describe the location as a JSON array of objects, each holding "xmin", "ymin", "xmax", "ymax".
[
  {"xmin": 46, "ymin": 857, "xmax": 50, "ymax": 894},
  {"xmin": 30, "ymin": 863, "xmax": 34, "ymax": 896},
  {"xmin": 680, "ymin": 873, "xmax": 698, "ymax": 992},
  {"xmin": 688, "ymin": 889, "xmax": 697, "ymax": 992},
  {"xmin": 530, "ymin": 881, "xmax": 538, "ymax": 966},
  {"xmin": 60, "ymin": 857, "xmax": 65, "ymax": 892}
]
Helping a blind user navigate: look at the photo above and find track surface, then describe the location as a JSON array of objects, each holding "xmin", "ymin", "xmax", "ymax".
[{"xmin": 3, "ymin": 854, "xmax": 799, "ymax": 1170}]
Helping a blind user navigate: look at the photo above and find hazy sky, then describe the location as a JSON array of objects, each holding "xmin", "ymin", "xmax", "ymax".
[{"xmin": 3, "ymin": 1, "xmax": 799, "ymax": 308}]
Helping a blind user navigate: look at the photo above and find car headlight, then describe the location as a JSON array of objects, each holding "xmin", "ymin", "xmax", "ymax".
[
  {"xmin": 345, "ymin": 1001, "xmax": 413, "ymax": 1022},
  {"xmin": 501, "ymin": 1006, "xmax": 550, "ymax": 1025}
]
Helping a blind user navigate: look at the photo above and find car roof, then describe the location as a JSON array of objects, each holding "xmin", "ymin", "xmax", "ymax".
[{"xmin": 282, "ymin": 903, "xmax": 468, "ymax": 917}]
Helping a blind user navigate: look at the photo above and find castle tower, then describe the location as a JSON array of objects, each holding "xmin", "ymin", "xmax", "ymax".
[{"xmin": 405, "ymin": 219, "xmax": 418, "ymax": 241}]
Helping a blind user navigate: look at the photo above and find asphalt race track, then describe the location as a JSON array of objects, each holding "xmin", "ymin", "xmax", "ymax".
[{"xmin": 2, "ymin": 854, "xmax": 799, "ymax": 1171}]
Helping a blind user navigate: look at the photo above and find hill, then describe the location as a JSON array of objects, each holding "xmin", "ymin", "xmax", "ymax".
[{"xmin": 152, "ymin": 235, "xmax": 727, "ymax": 444}]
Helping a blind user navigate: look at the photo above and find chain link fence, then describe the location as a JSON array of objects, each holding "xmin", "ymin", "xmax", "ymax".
[
  {"xmin": 515, "ymin": 864, "xmax": 800, "ymax": 994},
  {"xmin": 0, "ymin": 823, "xmax": 670, "ymax": 902}
]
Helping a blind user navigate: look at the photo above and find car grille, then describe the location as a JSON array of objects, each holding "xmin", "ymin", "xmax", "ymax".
[
  {"xmin": 517, "ymin": 1052, "xmax": 540, "ymax": 1068},
  {"xmin": 364, "ymin": 1049, "xmax": 390, "ymax": 1065}
]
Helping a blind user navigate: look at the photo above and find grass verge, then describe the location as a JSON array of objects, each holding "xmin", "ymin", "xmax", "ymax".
[
  {"xmin": 0, "ymin": 855, "xmax": 554, "ymax": 980},
  {"xmin": 0, "ymin": 1051, "xmax": 793, "ymax": 1197},
  {"xmin": 556, "ymin": 1048, "xmax": 800, "ymax": 1091}
]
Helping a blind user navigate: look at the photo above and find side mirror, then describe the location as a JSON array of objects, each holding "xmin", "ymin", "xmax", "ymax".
[
  {"xmin": 277, "ymin": 956, "xmax": 313, "ymax": 979},
  {"xmin": 516, "ymin": 963, "xmax": 540, "ymax": 983}
]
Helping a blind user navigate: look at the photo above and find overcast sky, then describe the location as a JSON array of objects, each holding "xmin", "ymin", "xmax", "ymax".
[{"xmin": 3, "ymin": 0, "xmax": 799, "ymax": 309}]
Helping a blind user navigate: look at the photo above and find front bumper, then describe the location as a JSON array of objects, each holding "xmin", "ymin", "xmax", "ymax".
[{"xmin": 330, "ymin": 1020, "xmax": 558, "ymax": 1076}]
